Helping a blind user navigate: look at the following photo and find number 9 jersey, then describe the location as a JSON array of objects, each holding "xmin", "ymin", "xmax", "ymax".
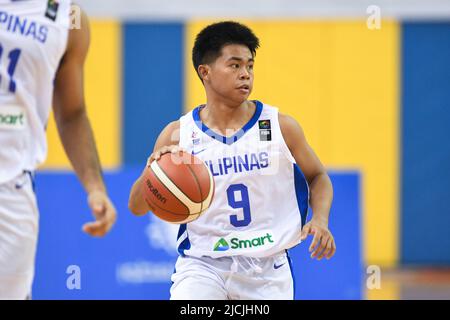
[
  {"xmin": 0, "ymin": 0, "xmax": 71, "ymax": 183},
  {"xmin": 177, "ymin": 101, "xmax": 310, "ymax": 258}
]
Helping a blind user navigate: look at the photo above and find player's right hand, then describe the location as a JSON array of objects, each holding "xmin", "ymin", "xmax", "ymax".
[
  {"xmin": 83, "ymin": 190, "xmax": 117, "ymax": 237},
  {"xmin": 301, "ymin": 219, "xmax": 336, "ymax": 260},
  {"xmin": 148, "ymin": 145, "xmax": 185, "ymax": 166}
]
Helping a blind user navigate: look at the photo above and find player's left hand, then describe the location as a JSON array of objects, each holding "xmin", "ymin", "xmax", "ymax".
[
  {"xmin": 301, "ymin": 219, "xmax": 336, "ymax": 260},
  {"xmin": 83, "ymin": 190, "xmax": 117, "ymax": 237}
]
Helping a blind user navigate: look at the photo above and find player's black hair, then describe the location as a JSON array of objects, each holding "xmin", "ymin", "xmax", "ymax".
[{"xmin": 192, "ymin": 21, "xmax": 260, "ymax": 80}]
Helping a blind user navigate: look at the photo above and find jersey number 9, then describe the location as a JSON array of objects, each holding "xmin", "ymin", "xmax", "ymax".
[{"xmin": 227, "ymin": 184, "xmax": 252, "ymax": 227}]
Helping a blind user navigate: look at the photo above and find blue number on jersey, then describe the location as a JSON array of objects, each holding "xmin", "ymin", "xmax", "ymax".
[
  {"xmin": 227, "ymin": 184, "xmax": 252, "ymax": 227},
  {"xmin": 0, "ymin": 43, "xmax": 22, "ymax": 93}
]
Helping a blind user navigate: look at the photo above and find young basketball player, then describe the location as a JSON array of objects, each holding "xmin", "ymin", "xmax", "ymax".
[
  {"xmin": 0, "ymin": 1, "xmax": 116, "ymax": 299},
  {"xmin": 129, "ymin": 21, "xmax": 335, "ymax": 300}
]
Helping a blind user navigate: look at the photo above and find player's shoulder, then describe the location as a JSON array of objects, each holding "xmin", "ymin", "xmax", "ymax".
[
  {"xmin": 178, "ymin": 106, "xmax": 200, "ymax": 127},
  {"xmin": 255, "ymin": 101, "xmax": 279, "ymax": 123},
  {"xmin": 257, "ymin": 101, "xmax": 301, "ymax": 133},
  {"xmin": 164, "ymin": 120, "xmax": 180, "ymax": 133},
  {"xmin": 155, "ymin": 120, "xmax": 180, "ymax": 146},
  {"xmin": 62, "ymin": 6, "xmax": 90, "ymax": 62},
  {"xmin": 257, "ymin": 101, "xmax": 296, "ymax": 127},
  {"xmin": 278, "ymin": 112, "xmax": 295, "ymax": 125},
  {"xmin": 278, "ymin": 112, "xmax": 304, "ymax": 131},
  {"xmin": 278, "ymin": 112, "xmax": 306, "ymax": 150}
]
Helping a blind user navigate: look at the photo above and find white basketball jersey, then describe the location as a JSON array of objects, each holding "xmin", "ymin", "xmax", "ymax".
[
  {"xmin": 177, "ymin": 101, "xmax": 310, "ymax": 258},
  {"xmin": 0, "ymin": 0, "xmax": 71, "ymax": 183}
]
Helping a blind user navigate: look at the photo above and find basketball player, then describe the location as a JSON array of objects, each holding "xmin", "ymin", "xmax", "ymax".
[
  {"xmin": 0, "ymin": 1, "xmax": 117, "ymax": 299},
  {"xmin": 129, "ymin": 21, "xmax": 335, "ymax": 300}
]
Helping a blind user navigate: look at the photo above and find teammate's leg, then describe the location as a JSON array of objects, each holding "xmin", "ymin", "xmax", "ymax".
[{"xmin": 0, "ymin": 172, "xmax": 39, "ymax": 300}]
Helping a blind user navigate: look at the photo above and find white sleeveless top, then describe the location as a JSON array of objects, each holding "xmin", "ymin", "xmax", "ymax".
[
  {"xmin": 177, "ymin": 101, "xmax": 310, "ymax": 258},
  {"xmin": 0, "ymin": 0, "xmax": 71, "ymax": 183}
]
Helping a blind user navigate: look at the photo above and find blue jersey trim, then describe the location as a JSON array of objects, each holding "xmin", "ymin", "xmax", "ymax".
[
  {"xmin": 192, "ymin": 100, "xmax": 263, "ymax": 145},
  {"xmin": 176, "ymin": 223, "xmax": 190, "ymax": 257},
  {"xmin": 286, "ymin": 249, "xmax": 296, "ymax": 300},
  {"xmin": 293, "ymin": 164, "xmax": 309, "ymax": 228},
  {"xmin": 25, "ymin": 170, "xmax": 36, "ymax": 194},
  {"xmin": 170, "ymin": 267, "xmax": 176, "ymax": 286}
]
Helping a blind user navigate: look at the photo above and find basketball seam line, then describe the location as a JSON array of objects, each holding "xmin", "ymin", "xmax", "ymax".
[
  {"xmin": 146, "ymin": 165, "xmax": 190, "ymax": 216},
  {"xmin": 162, "ymin": 158, "xmax": 203, "ymax": 204},
  {"xmin": 151, "ymin": 160, "xmax": 203, "ymax": 215},
  {"xmin": 144, "ymin": 192, "xmax": 189, "ymax": 217},
  {"xmin": 185, "ymin": 162, "xmax": 204, "ymax": 216},
  {"xmin": 145, "ymin": 193, "xmax": 200, "ymax": 224}
]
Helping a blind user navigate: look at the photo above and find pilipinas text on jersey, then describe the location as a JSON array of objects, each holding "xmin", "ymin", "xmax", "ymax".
[{"xmin": 176, "ymin": 101, "xmax": 310, "ymax": 259}]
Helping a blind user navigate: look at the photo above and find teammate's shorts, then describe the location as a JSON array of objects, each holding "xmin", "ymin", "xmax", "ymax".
[
  {"xmin": 170, "ymin": 251, "xmax": 294, "ymax": 300},
  {"xmin": 0, "ymin": 171, "xmax": 38, "ymax": 300}
]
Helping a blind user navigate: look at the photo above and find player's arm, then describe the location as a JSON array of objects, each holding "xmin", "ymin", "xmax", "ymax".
[
  {"xmin": 128, "ymin": 120, "xmax": 182, "ymax": 216},
  {"xmin": 279, "ymin": 113, "xmax": 336, "ymax": 260},
  {"xmin": 52, "ymin": 9, "xmax": 116, "ymax": 237}
]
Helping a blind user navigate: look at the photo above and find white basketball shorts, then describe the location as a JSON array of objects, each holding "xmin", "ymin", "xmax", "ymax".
[
  {"xmin": 170, "ymin": 251, "xmax": 295, "ymax": 300},
  {"xmin": 0, "ymin": 171, "xmax": 38, "ymax": 300}
]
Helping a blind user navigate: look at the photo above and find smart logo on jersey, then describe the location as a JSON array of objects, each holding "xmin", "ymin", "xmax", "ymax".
[
  {"xmin": 213, "ymin": 238, "xmax": 230, "ymax": 251},
  {"xmin": 0, "ymin": 106, "xmax": 26, "ymax": 130},
  {"xmin": 258, "ymin": 120, "xmax": 272, "ymax": 141},
  {"xmin": 45, "ymin": 0, "xmax": 59, "ymax": 21},
  {"xmin": 213, "ymin": 230, "xmax": 276, "ymax": 252}
]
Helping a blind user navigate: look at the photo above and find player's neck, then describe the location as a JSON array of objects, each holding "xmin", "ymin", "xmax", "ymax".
[{"xmin": 200, "ymin": 99, "xmax": 255, "ymax": 136}]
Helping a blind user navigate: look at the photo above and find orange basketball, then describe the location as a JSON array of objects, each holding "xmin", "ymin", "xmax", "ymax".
[{"xmin": 142, "ymin": 151, "xmax": 215, "ymax": 224}]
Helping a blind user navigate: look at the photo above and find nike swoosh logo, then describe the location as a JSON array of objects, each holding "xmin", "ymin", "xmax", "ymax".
[
  {"xmin": 274, "ymin": 262, "xmax": 286, "ymax": 269},
  {"xmin": 15, "ymin": 180, "xmax": 28, "ymax": 189},
  {"xmin": 192, "ymin": 148, "xmax": 207, "ymax": 155}
]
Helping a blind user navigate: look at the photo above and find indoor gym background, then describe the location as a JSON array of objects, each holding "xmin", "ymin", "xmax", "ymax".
[{"xmin": 32, "ymin": 0, "xmax": 450, "ymax": 300}]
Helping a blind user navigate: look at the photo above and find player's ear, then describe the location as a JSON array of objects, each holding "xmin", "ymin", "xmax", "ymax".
[{"xmin": 198, "ymin": 65, "xmax": 210, "ymax": 82}]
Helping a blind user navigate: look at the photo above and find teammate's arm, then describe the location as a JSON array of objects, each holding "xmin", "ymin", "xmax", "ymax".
[
  {"xmin": 52, "ymin": 9, "xmax": 116, "ymax": 237},
  {"xmin": 128, "ymin": 121, "xmax": 181, "ymax": 216},
  {"xmin": 279, "ymin": 113, "xmax": 336, "ymax": 260}
]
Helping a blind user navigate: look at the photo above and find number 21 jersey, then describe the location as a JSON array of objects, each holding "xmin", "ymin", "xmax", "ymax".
[{"xmin": 0, "ymin": 0, "xmax": 71, "ymax": 183}]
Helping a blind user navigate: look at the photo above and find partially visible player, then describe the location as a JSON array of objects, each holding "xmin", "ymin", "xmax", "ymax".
[
  {"xmin": 129, "ymin": 21, "xmax": 335, "ymax": 300},
  {"xmin": 0, "ymin": 0, "xmax": 116, "ymax": 299}
]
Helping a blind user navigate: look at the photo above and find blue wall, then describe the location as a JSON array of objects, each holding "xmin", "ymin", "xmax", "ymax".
[
  {"xmin": 401, "ymin": 22, "xmax": 450, "ymax": 265},
  {"xmin": 123, "ymin": 23, "xmax": 184, "ymax": 165},
  {"xmin": 33, "ymin": 170, "xmax": 362, "ymax": 299},
  {"xmin": 292, "ymin": 172, "xmax": 362, "ymax": 300}
]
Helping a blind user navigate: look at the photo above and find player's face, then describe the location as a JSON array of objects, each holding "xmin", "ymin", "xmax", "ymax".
[{"xmin": 207, "ymin": 44, "xmax": 254, "ymax": 105}]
